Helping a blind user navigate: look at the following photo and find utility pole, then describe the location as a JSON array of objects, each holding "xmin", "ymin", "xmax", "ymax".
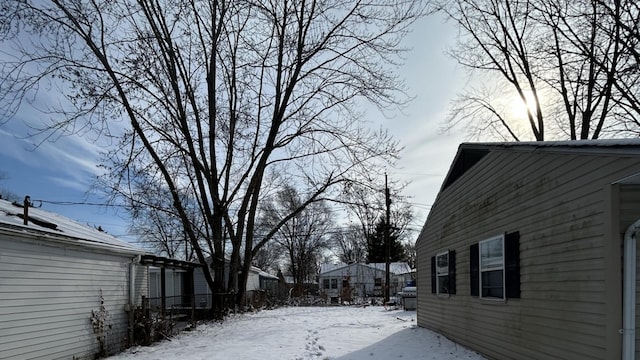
[{"xmin": 384, "ymin": 174, "xmax": 391, "ymax": 304}]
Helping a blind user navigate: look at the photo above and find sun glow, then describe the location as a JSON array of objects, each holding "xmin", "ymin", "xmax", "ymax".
[{"xmin": 509, "ymin": 90, "xmax": 539, "ymax": 119}]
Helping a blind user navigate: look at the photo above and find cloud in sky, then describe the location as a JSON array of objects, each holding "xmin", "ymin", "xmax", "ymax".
[{"xmin": 0, "ymin": 122, "xmax": 103, "ymax": 189}]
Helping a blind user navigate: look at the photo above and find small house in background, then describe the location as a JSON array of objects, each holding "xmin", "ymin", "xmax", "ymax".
[
  {"xmin": 0, "ymin": 198, "xmax": 148, "ymax": 359},
  {"xmin": 416, "ymin": 140, "xmax": 640, "ymax": 360},
  {"xmin": 192, "ymin": 259, "xmax": 280, "ymax": 309},
  {"xmin": 318, "ymin": 262, "xmax": 412, "ymax": 303}
]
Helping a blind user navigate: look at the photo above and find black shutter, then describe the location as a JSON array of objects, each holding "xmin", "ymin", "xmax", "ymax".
[
  {"xmin": 469, "ymin": 243, "xmax": 479, "ymax": 296},
  {"xmin": 449, "ymin": 250, "xmax": 456, "ymax": 294},
  {"xmin": 431, "ymin": 256, "xmax": 436, "ymax": 294},
  {"xmin": 505, "ymin": 231, "xmax": 521, "ymax": 299}
]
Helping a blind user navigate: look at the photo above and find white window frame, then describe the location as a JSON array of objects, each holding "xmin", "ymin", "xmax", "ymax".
[
  {"xmin": 435, "ymin": 251, "xmax": 449, "ymax": 295},
  {"xmin": 479, "ymin": 235, "xmax": 505, "ymax": 300}
]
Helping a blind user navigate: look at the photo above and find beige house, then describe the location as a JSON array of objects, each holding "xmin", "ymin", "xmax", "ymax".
[{"xmin": 416, "ymin": 140, "xmax": 640, "ymax": 360}]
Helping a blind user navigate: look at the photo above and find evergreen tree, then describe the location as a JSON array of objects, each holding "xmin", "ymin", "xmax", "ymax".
[{"xmin": 366, "ymin": 218, "xmax": 405, "ymax": 263}]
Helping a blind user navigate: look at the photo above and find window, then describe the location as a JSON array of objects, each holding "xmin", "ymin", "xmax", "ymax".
[
  {"xmin": 470, "ymin": 232, "xmax": 520, "ymax": 300},
  {"xmin": 480, "ymin": 236, "xmax": 504, "ymax": 299},
  {"xmin": 374, "ymin": 278, "xmax": 382, "ymax": 287},
  {"xmin": 323, "ymin": 278, "xmax": 338, "ymax": 289},
  {"xmin": 436, "ymin": 252, "xmax": 450, "ymax": 294},
  {"xmin": 431, "ymin": 250, "xmax": 456, "ymax": 295}
]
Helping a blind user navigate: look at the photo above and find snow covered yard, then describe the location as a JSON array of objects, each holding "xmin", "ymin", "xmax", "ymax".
[{"xmin": 108, "ymin": 306, "xmax": 486, "ymax": 360}]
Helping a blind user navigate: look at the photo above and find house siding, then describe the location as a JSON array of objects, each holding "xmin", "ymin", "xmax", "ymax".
[
  {"xmin": 133, "ymin": 264, "xmax": 148, "ymax": 307},
  {"xmin": 619, "ymin": 184, "xmax": 640, "ymax": 358},
  {"xmin": 193, "ymin": 267, "xmax": 211, "ymax": 308},
  {"xmin": 417, "ymin": 149, "xmax": 640, "ymax": 360},
  {"xmin": 318, "ymin": 263, "xmax": 411, "ymax": 301},
  {"xmin": 320, "ymin": 264, "xmax": 385, "ymax": 299},
  {"xmin": 0, "ymin": 232, "xmax": 135, "ymax": 360}
]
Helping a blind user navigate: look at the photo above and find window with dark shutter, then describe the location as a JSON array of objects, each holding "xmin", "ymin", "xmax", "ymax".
[
  {"xmin": 470, "ymin": 232, "xmax": 520, "ymax": 300},
  {"xmin": 479, "ymin": 235, "xmax": 504, "ymax": 299},
  {"xmin": 449, "ymin": 250, "xmax": 456, "ymax": 295},
  {"xmin": 469, "ymin": 243, "xmax": 479, "ymax": 296},
  {"xmin": 430, "ymin": 256, "xmax": 436, "ymax": 294},
  {"xmin": 504, "ymin": 231, "xmax": 520, "ymax": 299},
  {"xmin": 433, "ymin": 250, "xmax": 456, "ymax": 295}
]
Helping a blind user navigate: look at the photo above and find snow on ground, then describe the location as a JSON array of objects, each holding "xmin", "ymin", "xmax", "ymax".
[{"xmin": 108, "ymin": 306, "xmax": 486, "ymax": 360}]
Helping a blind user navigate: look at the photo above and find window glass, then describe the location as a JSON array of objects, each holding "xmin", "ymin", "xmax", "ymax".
[
  {"xmin": 436, "ymin": 252, "xmax": 449, "ymax": 294},
  {"xmin": 323, "ymin": 278, "xmax": 330, "ymax": 289},
  {"xmin": 479, "ymin": 236, "xmax": 505, "ymax": 299},
  {"xmin": 436, "ymin": 252, "xmax": 449, "ymax": 275},
  {"xmin": 330, "ymin": 278, "xmax": 338, "ymax": 289},
  {"xmin": 481, "ymin": 270, "xmax": 503, "ymax": 298},
  {"xmin": 480, "ymin": 237, "xmax": 503, "ymax": 270}
]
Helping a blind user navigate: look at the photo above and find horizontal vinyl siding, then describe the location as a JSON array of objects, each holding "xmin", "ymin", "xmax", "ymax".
[
  {"xmin": 0, "ymin": 234, "xmax": 135, "ymax": 360},
  {"xmin": 619, "ymin": 184, "xmax": 640, "ymax": 359},
  {"xmin": 133, "ymin": 264, "xmax": 148, "ymax": 307},
  {"xmin": 194, "ymin": 268, "xmax": 212, "ymax": 308},
  {"xmin": 417, "ymin": 150, "xmax": 640, "ymax": 360}
]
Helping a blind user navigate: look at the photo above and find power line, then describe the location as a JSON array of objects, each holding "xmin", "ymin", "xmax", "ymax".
[{"xmin": 33, "ymin": 199, "xmax": 126, "ymax": 207}]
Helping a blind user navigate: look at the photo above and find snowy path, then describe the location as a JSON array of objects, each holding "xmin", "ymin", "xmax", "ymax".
[{"xmin": 108, "ymin": 306, "xmax": 486, "ymax": 360}]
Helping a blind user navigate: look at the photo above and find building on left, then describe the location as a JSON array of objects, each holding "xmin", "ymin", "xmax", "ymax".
[{"xmin": 0, "ymin": 197, "xmax": 149, "ymax": 359}]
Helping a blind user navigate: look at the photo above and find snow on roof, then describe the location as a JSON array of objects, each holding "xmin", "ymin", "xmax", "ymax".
[
  {"xmin": 462, "ymin": 137, "xmax": 640, "ymax": 149},
  {"xmin": 363, "ymin": 262, "xmax": 412, "ymax": 275},
  {"xmin": 0, "ymin": 199, "xmax": 143, "ymax": 255},
  {"xmin": 250, "ymin": 265, "xmax": 279, "ymax": 280},
  {"xmin": 319, "ymin": 263, "xmax": 348, "ymax": 274},
  {"xmin": 319, "ymin": 262, "xmax": 411, "ymax": 276}
]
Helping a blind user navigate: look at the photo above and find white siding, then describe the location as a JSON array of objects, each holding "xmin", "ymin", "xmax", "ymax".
[
  {"xmin": 246, "ymin": 270, "xmax": 260, "ymax": 292},
  {"xmin": 193, "ymin": 267, "xmax": 211, "ymax": 308},
  {"xmin": 0, "ymin": 232, "xmax": 136, "ymax": 360},
  {"xmin": 319, "ymin": 264, "xmax": 387, "ymax": 298},
  {"xmin": 133, "ymin": 264, "xmax": 148, "ymax": 307}
]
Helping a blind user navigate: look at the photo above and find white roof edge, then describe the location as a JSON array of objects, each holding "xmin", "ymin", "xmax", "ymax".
[
  {"xmin": 463, "ymin": 138, "xmax": 640, "ymax": 148},
  {"xmin": 0, "ymin": 199, "xmax": 143, "ymax": 255},
  {"xmin": 0, "ymin": 223, "xmax": 143, "ymax": 256}
]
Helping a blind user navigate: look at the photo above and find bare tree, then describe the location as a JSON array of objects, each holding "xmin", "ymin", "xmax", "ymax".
[
  {"xmin": 251, "ymin": 240, "xmax": 282, "ymax": 274},
  {"xmin": 261, "ymin": 186, "xmax": 333, "ymax": 297},
  {"xmin": 0, "ymin": 0, "xmax": 424, "ymax": 314},
  {"xmin": 404, "ymin": 238, "xmax": 416, "ymax": 269},
  {"xmin": 331, "ymin": 224, "xmax": 368, "ymax": 264},
  {"xmin": 436, "ymin": 0, "xmax": 640, "ymax": 140},
  {"xmin": 125, "ymin": 175, "xmax": 199, "ymax": 261},
  {"xmin": 0, "ymin": 171, "xmax": 19, "ymax": 202},
  {"xmin": 340, "ymin": 178, "xmax": 415, "ymax": 260}
]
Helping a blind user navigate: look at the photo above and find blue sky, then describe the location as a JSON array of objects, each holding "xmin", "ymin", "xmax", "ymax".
[{"xmin": 0, "ymin": 13, "xmax": 466, "ymax": 243}]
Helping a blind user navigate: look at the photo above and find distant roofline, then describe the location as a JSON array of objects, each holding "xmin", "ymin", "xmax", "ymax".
[{"xmin": 319, "ymin": 262, "xmax": 411, "ymax": 276}]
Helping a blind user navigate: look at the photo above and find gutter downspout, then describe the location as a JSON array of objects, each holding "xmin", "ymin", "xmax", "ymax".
[
  {"xmin": 623, "ymin": 219, "xmax": 640, "ymax": 360},
  {"xmin": 129, "ymin": 255, "xmax": 141, "ymax": 346}
]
